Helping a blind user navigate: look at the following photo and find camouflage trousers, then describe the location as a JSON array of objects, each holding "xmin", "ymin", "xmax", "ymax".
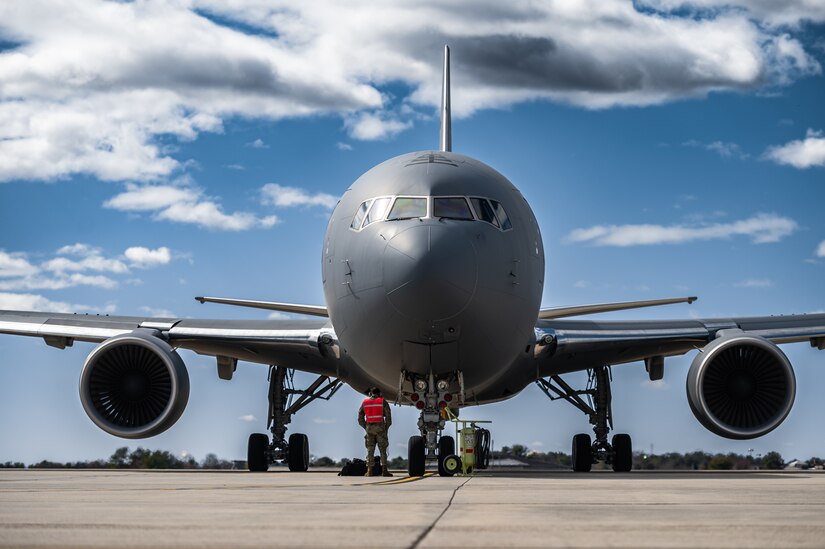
[{"xmin": 364, "ymin": 423, "xmax": 389, "ymax": 466}]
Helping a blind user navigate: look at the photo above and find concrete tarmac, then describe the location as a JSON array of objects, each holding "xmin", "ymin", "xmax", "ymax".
[{"xmin": 1, "ymin": 469, "xmax": 824, "ymax": 548}]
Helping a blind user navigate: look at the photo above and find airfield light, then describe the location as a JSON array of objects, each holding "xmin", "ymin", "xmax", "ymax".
[
  {"xmin": 415, "ymin": 379, "xmax": 427, "ymax": 392},
  {"xmin": 438, "ymin": 401, "xmax": 447, "ymax": 408},
  {"xmin": 410, "ymin": 393, "xmax": 420, "ymax": 402},
  {"xmin": 443, "ymin": 393, "xmax": 453, "ymax": 402},
  {"xmin": 415, "ymin": 401, "xmax": 426, "ymax": 410},
  {"xmin": 436, "ymin": 379, "xmax": 449, "ymax": 391}
]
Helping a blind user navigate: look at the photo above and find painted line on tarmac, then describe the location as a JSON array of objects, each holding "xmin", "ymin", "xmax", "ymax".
[{"xmin": 370, "ymin": 472, "xmax": 435, "ymax": 485}]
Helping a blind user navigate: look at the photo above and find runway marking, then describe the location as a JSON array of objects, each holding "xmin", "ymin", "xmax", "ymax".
[{"xmin": 370, "ymin": 472, "xmax": 435, "ymax": 485}]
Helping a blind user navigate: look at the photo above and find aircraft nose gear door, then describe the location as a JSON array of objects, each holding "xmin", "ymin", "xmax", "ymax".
[
  {"xmin": 247, "ymin": 365, "xmax": 343, "ymax": 472},
  {"xmin": 536, "ymin": 365, "xmax": 633, "ymax": 472}
]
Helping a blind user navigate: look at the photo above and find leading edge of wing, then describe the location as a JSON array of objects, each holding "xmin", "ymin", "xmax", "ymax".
[
  {"xmin": 538, "ymin": 296, "xmax": 697, "ymax": 320},
  {"xmin": 0, "ymin": 309, "xmax": 333, "ymax": 345},
  {"xmin": 536, "ymin": 313, "xmax": 825, "ymax": 357},
  {"xmin": 194, "ymin": 296, "xmax": 328, "ymax": 317}
]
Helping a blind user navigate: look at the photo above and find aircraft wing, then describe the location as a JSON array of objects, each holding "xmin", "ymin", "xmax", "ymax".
[
  {"xmin": 534, "ymin": 313, "xmax": 825, "ymax": 376},
  {"xmin": 0, "ymin": 309, "xmax": 339, "ymax": 377}
]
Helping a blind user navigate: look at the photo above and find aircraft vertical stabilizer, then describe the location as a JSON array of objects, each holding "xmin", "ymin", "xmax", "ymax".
[{"xmin": 440, "ymin": 45, "xmax": 451, "ymax": 152}]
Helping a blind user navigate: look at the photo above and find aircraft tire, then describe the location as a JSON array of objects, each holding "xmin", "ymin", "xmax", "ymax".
[
  {"xmin": 408, "ymin": 435, "xmax": 425, "ymax": 477},
  {"xmin": 288, "ymin": 433, "xmax": 309, "ymax": 472},
  {"xmin": 441, "ymin": 454, "xmax": 462, "ymax": 476},
  {"xmin": 572, "ymin": 433, "xmax": 592, "ymax": 472},
  {"xmin": 437, "ymin": 436, "xmax": 456, "ymax": 476},
  {"xmin": 247, "ymin": 433, "xmax": 269, "ymax": 472},
  {"xmin": 612, "ymin": 434, "xmax": 633, "ymax": 472}
]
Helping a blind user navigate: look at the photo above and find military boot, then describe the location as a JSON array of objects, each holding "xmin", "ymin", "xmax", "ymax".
[
  {"xmin": 365, "ymin": 460, "xmax": 374, "ymax": 477},
  {"xmin": 382, "ymin": 463, "xmax": 393, "ymax": 477}
]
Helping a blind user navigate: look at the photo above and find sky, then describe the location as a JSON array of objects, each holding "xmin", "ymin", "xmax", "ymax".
[{"xmin": 0, "ymin": 0, "xmax": 824, "ymax": 466}]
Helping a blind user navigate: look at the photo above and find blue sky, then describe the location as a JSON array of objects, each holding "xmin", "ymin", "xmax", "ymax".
[{"xmin": 0, "ymin": 1, "xmax": 824, "ymax": 465}]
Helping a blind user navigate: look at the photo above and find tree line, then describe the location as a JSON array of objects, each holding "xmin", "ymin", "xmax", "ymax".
[
  {"xmin": 498, "ymin": 445, "xmax": 824, "ymax": 470},
  {"xmin": 0, "ymin": 447, "xmax": 236, "ymax": 470},
  {"xmin": 3, "ymin": 446, "xmax": 822, "ymax": 471}
]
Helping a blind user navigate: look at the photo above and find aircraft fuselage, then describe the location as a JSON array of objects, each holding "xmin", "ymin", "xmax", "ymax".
[{"xmin": 322, "ymin": 151, "xmax": 544, "ymax": 404}]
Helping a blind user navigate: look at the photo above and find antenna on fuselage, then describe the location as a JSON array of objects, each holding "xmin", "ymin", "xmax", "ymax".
[{"xmin": 440, "ymin": 45, "xmax": 451, "ymax": 153}]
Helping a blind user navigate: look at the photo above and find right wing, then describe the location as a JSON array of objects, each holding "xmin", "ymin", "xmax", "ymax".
[{"xmin": 534, "ymin": 313, "xmax": 825, "ymax": 377}]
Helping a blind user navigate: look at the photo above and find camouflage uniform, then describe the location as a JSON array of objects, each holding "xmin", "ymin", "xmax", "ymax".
[{"xmin": 358, "ymin": 398, "xmax": 392, "ymax": 471}]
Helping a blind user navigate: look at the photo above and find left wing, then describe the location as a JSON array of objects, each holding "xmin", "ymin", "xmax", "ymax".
[{"xmin": 0, "ymin": 309, "xmax": 339, "ymax": 377}]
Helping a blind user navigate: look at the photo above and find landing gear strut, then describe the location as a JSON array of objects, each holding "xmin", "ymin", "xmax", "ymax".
[
  {"xmin": 403, "ymin": 372, "xmax": 455, "ymax": 477},
  {"xmin": 537, "ymin": 366, "xmax": 633, "ymax": 472},
  {"xmin": 247, "ymin": 365, "xmax": 342, "ymax": 472}
]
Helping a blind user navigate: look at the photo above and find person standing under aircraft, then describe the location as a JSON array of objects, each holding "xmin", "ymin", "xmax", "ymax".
[{"xmin": 358, "ymin": 387, "xmax": 393, "ymax": 477}]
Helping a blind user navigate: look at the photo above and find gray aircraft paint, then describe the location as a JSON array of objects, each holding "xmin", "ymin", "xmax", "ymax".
[{"xmin": 323, "ymin": 151, "xmax": 544, "ymax": 401}]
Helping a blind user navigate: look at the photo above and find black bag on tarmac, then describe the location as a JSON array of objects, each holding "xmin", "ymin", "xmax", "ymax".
[{"xmin": 338, "ymin": 459, "xmax": 367, "ymax": 476}]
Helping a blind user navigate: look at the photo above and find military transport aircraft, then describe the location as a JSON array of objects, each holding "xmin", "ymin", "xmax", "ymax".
[{"xmin": 1, "ymin": 47, "xmax": 824, "ymax": 476}]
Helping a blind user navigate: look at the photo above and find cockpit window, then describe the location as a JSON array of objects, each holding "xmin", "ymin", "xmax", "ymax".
[
  {"xmin": 470, "ymin": 197, "xmax": 499, "ymax": 227},
  {"xmin": 364, "ymin": 197, "xmax": 392, "ymax": 226},
  {"xmin": 388, "ymin": 197, "xmax": 427, "ymax": 220},
  {"xmin": 433, "ymin": 197, "xmax": 474, "ymax": 220},
  {"xmin": 351, "ymin": 194, "xmax": 512, "ymax": 231},
  {"xmin": 490, "ymin": 200, "xmax": 513, "ymax": 231},
  {"xmin": 350, "ymin": 200, "xmax": 371, "ymax": 230}
]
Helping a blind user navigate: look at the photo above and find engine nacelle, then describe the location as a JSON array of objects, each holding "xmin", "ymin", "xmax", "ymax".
[
  {"xmin": 686, "ymin": 333, "xmax": 795, "ymax": 440},
  {"xmin": 79, "ymin": 331, "xmax": 190, "ymax": 439}
]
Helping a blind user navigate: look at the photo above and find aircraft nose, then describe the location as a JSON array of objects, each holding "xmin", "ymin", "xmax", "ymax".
[{"xmin": 383, "ymin": 224, "xmax": 478, "ymax": 321}]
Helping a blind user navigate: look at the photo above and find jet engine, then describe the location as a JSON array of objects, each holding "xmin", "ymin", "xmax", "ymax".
[
  {"xmin": 686, "ymin": 333, "xmax": 795, "ymax": 440},
  {"xmin": 79, "ymin": 331, "xmax": 190, "ymax": 439}
]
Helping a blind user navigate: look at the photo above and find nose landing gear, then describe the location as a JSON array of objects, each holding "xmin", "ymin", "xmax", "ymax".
[
  {"xmin": 247, "ymin": 365, "xmax": 343, "ymax": 472},
  {"xmin": 537, "ymin": 366, "xmax": 633, "ymax": 472},
  {"xmin": 404, "ymin": 372, "xmax": 456, "ymax": 477}
]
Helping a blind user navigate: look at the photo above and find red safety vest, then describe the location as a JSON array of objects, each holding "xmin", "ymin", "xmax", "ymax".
[{"xmin": 363, "ymin": 397, "xmax": 385, "ymax": 424}]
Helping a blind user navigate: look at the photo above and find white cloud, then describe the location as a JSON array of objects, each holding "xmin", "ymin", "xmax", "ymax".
[
  {"xmin": 0, "ymin": 273, "xmax": 118, "ymax": 291},
  {"xmin": 42, "ymin": 255, "xmax": 129, "ymax": 274},
  {"xmin": 139, "ymin": 306, "xmax": 176, "ymax": 318},
  {"xmin": 103, "ymin": 185, "xmax": 196, "ymax": 211},
  {"xmin": 735, "ymin": 278, "xmax": 774, "ymax": 288},
  {"xmin": 267, "ymin": 311, "xmax": 292, "ymax": 320},
  {"xmin": 238, "ymin": 415, "xmax": 257, "ymax": 422},
  {"xmin": 56, "ymin": 243, "xmax": 99, "ymax": 257},
  {"xmin": 335, "ymin": 142, "xmax": 353, "ymax": 151},
  {"xmin": 764, "ymin": 129, "xmax": 825, "ymax": 169},
  {"xmin": 683, "ymin": 139, "xmax": 748, "ymax": 159},
  {"xmin": 639, "ymin": 0, "xmax": 825, "ymax": 27},
  {"xmin": 124, "ymin": 246, "xmax": 171, "ymax": 268},
  {"xmin": 345, "ymin": 112, "xmax": 412, "ymax": 141},
  {"xmin": 261, "ymin": 183, "xmax": 338, "ymax": 209},
  {"xmin": 816, "ymin": 241, "xmax": 825, "ymax": 258},
  {"xmin": 1, "ymin": 1, "xmax": 820, "ymax": 182},
  {"xmin": 0, "ymin": 243, "xmax": 176, "ymax": 292},
  {"xmin": 104, "ymin": 184, "xmax": 278, "ymax": 231},
  {"xmin": 0, "ymin": 251, "xmax": 38, "ymax": 278},
  {"xmin": 0, "ymin": 291, "xmax": 114, "ymax": 314},
  {"xmin": 246, "ymin": 138, "xmax": 268, "ymax": 149},
  {"xmin": 566, "ymin": 213, "xmax": 798, "ymax": 247}
]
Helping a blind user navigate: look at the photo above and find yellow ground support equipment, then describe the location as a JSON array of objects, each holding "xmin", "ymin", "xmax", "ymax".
[{"xmin": 444, "ymin": 408, "xmax": 491, "ymax": 476}]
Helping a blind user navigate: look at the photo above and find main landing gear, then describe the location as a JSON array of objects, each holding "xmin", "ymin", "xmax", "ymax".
[
  {"xmin": 247, "ymin": 365, "xmax": 342, "ymax": 472},
  {"xmin": 537, "ymin": 366, "xmax": 633, "ymax": 472}
]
